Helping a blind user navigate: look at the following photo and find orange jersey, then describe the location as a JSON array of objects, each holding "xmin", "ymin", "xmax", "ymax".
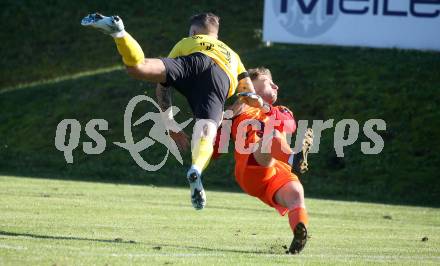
[
  {"xmin": 225, "ymin": 105, "xmax": 299, "ymax": 215},
  {"xmin": 230, "ymin": 105, "xmax": 297, "ymax": 168}
]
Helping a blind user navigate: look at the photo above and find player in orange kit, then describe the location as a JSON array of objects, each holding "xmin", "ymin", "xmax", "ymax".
[{"xmin": 213, "ymin": 67, "xmax": 313, "ymax": 254}]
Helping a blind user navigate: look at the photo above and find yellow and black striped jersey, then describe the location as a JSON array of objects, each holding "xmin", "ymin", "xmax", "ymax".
[{"xmin": 167, "ymin": 35, "xmax": 247, "ymax": 98}]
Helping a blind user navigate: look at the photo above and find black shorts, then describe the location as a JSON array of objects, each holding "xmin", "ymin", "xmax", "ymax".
[{"xmin": 160, "ymin": 53, "xmax": 230, "ymax": 124}]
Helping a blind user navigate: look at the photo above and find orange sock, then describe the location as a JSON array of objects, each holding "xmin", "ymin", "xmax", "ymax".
[
  {"xmin": 270, "ymin": 136, "xmax": 292, "ymax": 164},
  {"xmin": 288, "ymin": 207, "xmax": 309, "ymax": 232}
]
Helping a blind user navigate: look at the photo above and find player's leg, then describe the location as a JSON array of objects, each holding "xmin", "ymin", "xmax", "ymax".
[
  {"xmin": 274, "ymin": 181, "xmax": 309, "ymax": 254},
  {"xmin": 183, "ymin": 59, "xmax": 229, "ymax": 210},
  {"xmin": 191, "ymin": 119, "xmax": 218, "ymax": 173},
  {"xmin": 249, "ymin": 160, "xmax": 308, "ymax": 254},
  {"xmin": 81, "ymin": 13, "xmax": 166, "ymax": 83},
  {"xmin": 186, "ymin": 119, "xmax": 217, "ymax": 210}
]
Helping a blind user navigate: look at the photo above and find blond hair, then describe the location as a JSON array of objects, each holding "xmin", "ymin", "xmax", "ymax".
[{"xmin": 248, "ymin": 67, "xmax": 272, "ymax": 81}]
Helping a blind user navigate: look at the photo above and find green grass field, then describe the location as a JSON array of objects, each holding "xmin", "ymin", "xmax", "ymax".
[{"xmin": 1, "ymin": 175, "xmax": 438, "ymax": 265}]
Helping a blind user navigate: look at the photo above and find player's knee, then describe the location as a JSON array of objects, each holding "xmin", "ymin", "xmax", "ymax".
[
  {"xmin": 291, "ymin": 181, "xmax": 304, "ymax": 199},
  {"xmin": 203, "ymin": 125, "xmax": 216, "ymax": 139},
  {"xmin": 277, "ymin": 181, "xmax": 304, "ymax": 209},
  {"xmin": 194, "ymin": 119, "xmax": 217, "ymax": 140}
]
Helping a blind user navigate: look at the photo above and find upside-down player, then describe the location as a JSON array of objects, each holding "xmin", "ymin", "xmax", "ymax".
[
  {"xmin": 213, "ymin": 67, "xmax": 314, "ymax": 254},
  {"xmin": 81, "ymin": 12, "xmax": 263, "ymax": 210}
]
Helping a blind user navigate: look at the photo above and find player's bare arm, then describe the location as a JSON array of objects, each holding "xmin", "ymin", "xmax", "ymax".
[
  {"xmin": 155, "ymin": 83, "xmax": 173, "ymax": 112},
  {"xmin": 155, "ymin": 84, "xmax": 190, "ymax": 152}
]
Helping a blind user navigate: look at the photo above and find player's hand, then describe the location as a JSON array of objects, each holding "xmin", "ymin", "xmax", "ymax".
[
  {"xmin": 237, "ymin": 92, "xmax": 264, "ymax": 108},
  {"xmin": 169, "ymin": 130, "xmax": 190, "ymax": 152}
]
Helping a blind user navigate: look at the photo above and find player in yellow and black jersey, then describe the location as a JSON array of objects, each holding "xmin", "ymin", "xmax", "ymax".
[
  {"xmin": 166, "ymin": 33, "xmax": 246, "ymax": 98},
  {"xmin": 81, "ymin": 12, "xmax": 263, "ymax": 210}
]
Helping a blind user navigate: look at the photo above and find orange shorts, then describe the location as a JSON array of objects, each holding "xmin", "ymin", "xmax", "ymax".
[{"xmin": 234, "ymin": 153, "xmax": 299, "ymax": 216}]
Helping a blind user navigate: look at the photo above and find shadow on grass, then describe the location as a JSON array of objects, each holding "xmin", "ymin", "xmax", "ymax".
[
  {"xmin": 0, "ymin": 230, "xmax": 136, "ymax": 244},
  {"xmin": 0, "ymin": 230, "xmax": 276, "ymax": 255},
  {"xmin": 144, "ymin": 242, "xmax": 276, "ymax": 255}
]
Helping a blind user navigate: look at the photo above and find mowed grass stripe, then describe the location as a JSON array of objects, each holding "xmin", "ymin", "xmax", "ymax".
[
  {"xmin": 0, "ymin": 175, "xmax": 439, "ymax": 265},
  {"xmin": 0, "ymin": 65, "xmax": 124, "ymax": 94}
]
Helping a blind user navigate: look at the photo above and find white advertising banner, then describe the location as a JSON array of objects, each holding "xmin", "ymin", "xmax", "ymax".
[{"xmin": 263, "ymin": 0, "xmax": 440, "ymax": 51}]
